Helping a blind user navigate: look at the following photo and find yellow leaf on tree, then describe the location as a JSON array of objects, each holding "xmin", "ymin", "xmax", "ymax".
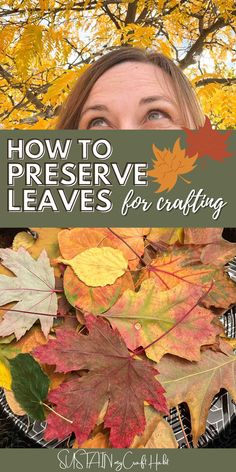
[
  {"xmin": 58, "ymin": 247, "xmax": 128, "ymax": 287},
  {"xmin": 39, "ymin": 0, "xmax": 49, "ymax": 12}
]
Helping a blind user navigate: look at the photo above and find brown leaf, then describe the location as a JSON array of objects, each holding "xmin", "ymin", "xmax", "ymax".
[
  {"xmin": 200, "ymin": 240, "xmax": 236, "ymax": 267},
  {"xmin": 201, "ymin": 271, "xmax": 236, "ymax": 309},
  {"xmin": 131, "ymin": 407, "xmax": 178, "ymax": 448},
  {"xmin": 184, "ymin": 228, "xmax": 223, "ymax": 245},
  {"xmin": 158, "ymin": 340, "xmax": 236, "ymax": 445}
]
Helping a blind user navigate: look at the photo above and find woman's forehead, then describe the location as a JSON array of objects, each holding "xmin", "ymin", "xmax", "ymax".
[{"xmin": 85, "ymin": 61, "xmax": 176, "ymax": 104}]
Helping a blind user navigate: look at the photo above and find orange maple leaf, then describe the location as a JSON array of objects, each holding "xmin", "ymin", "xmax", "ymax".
[{"xmin": 148, "ymin": 138, "xmax": 198, "ymax": 193}]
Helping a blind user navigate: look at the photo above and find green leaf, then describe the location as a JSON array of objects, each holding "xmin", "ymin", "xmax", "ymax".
[{"xmin": 9, "ymin": 353, "xmax": 50, "ymax": 421}]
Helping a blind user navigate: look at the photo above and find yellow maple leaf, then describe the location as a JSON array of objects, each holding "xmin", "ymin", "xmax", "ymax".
[{"xmin": 148, "ymin": 138, "xmax": 198, "ymax": 192}]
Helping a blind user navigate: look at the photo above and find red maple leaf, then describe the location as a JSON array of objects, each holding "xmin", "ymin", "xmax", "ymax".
[
  {"xmin": 34, "ymin": 314, "xmax": 168, "ymax": 448},
  {"xmin": 184, "ymin": 116, "xmax": 232, "ymax": 162}
]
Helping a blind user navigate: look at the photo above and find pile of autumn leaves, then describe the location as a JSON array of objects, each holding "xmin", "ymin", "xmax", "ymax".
[{"xmin": 0, "ymin": 227, "xmax": 236, "ymax": 448}]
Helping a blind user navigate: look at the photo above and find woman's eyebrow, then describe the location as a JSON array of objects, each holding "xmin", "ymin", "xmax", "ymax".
[
  {"xmin": 80, "ymin": 104, "xmax": 108, "ymax": 118},
  {"xmin": 139, "ymin": 95, "xmax": 175, "ymax": 105},
  {"xmin": 80, "ymin": 96, "xmax": 175, "ymax": 118}
]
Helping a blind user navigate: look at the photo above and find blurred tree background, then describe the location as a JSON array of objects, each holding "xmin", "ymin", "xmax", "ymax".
[{"xmin": 0, "ymin": 0, "xmax": 235, "ymax": 129}]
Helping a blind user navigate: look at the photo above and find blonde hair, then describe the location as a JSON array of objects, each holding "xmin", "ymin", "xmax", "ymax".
[{"xmin": 56, "ymin": 47, "xmax": 205, "ymax": 129}]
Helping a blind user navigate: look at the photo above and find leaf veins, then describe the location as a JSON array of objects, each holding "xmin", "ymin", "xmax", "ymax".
[{"xmin": 34, "ymin": 314, "xmax": 168, "ymax": 448}]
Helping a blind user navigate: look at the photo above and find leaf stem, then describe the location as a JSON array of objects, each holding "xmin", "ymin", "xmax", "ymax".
[
  {"xmin": 0, "ymin": 288, "xmax": 64, "ymax": 294},
  {"xmin": 0, "ymin": 307, "xmax": 76, "ymax": 318},
  {"xmin": 41, "ymin": 402, "xmax": 73, "ymax": 424},
  {"xmin": 176, "ymin": 405, "xmax": 191, "ymax": 448}
]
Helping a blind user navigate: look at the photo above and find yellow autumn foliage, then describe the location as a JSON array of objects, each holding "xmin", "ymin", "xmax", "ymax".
[{"xmin": 0, "ymin": 0, "xmax": 235, "ymax": 129}]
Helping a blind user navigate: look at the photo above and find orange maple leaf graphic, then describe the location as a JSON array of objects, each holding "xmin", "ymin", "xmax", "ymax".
[
  {"xmin": 184, "ymin": 116, "xmax": 232, "ymax": 162},
  {"xmin": 148, "ymin": 138, "xmax": 198, "ymax": 193}
]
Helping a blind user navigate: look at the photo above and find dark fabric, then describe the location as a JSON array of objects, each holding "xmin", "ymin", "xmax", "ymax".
[
  {"xmin": 206, "ymin": 416, "xmax": 236, "ymax": 448},
  {"xmin": 0, "ymin": 404, "xmax": 235, "ymax": 448},
  {"xmin": 0, "ymin": 406, "xmax": 41, "ymax": 448}
]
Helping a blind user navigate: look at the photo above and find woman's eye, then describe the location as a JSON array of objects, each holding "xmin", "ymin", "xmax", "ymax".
[
  {"xmin": 88, "ymin": 118, "xmax": 107, "ymax": 128},
  {"xmin": 147, "ymin": 110, "xmax": 169, "ymax": 121}
]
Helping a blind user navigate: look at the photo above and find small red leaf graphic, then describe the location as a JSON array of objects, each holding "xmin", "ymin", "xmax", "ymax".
[{"xmin": 184, "ymin": 116, "xmax": 232, "ymax": 162}]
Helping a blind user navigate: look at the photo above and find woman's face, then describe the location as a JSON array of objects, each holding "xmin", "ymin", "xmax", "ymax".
[{"xmin": 79, "ymin": 61, "xmax": 186, "ymax": 130}]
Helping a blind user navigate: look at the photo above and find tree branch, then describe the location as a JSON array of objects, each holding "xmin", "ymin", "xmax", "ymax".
[
  {"xmin": 125, "ymin": 0, "xmax": 138, "ymax": 25},
  {"xmin": 195, "ymin": 77, "xmax": 236, "ymax": 87},
  {"xmin": 0, "ymin": 1, "xmax": 122, "ymax": 18},
  {"xmin": 179, "ymin": 16, "xmax": 231, "ymax": 69},
  {"xmin": 0, "ymin": 64, "xmax": 46, "ymax": 112},
  {"xmin": 163, "ymin": 0, "xmax": 188, "ymax": 16},
  {"xmin": 136, "ymin": 6, "xmax": 148, "ymax": 24},
  {"xmin": 103, "ymin": 4, "xmax": 121, "ymax": 29}
]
